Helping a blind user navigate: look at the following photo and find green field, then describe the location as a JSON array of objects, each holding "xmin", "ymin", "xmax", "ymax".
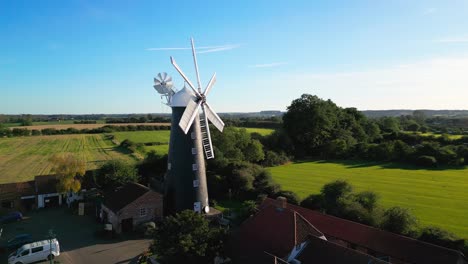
[
  {"xmin": 111, "ymin": 130, "xmax": 171, "ymax": 144},
  {"xmin": 404, "ymin": 131, "xmax": 464, "ymax": 140},
  {"xmin": 268, "ymin": 160, "xmax": 468, "ymax": 238},
  {"xmin": 110, "ymin": 128, "xmax": 274, "ymax": 155},
  {"xmin": 243, "ymin": 127, "xmax": 275, "ymax": 136},
  {"xmin": 0, "ymin": 134, "xmax": 134, "ymax": 184}
]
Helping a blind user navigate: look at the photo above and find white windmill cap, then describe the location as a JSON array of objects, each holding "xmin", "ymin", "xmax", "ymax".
[{"xmin": 170, "ymin": 85, "xmax": 196, "ymax": 107}]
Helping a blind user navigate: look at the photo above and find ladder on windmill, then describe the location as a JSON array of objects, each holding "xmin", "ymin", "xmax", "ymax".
[{"xmin": 199, "ymin": 112, "xmax": 214, "ymax": 159}]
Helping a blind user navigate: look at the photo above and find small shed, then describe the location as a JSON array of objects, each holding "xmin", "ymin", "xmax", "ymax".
[{"xmin": 101, "ymin": 183, "xmax": 163, "ymax": 233}]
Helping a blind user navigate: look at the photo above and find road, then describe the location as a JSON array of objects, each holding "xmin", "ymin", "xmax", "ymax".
[{"xmin": 0, "ymin": 208, "xmax": 152, "ymax": 264}]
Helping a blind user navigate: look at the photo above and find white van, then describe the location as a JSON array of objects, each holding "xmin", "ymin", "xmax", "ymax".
[{"xmin": 8, "ymin": 239, "xmax": 60, "ymax": 264}]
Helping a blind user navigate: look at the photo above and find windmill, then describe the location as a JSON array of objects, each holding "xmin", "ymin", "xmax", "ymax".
[
  {"xmin": 153, "ymin": 72, "xmax": 175, "ymax": 105},
  {"xmin": 153, "ymin": 38, "xmax": 224, "ymax": 215}
]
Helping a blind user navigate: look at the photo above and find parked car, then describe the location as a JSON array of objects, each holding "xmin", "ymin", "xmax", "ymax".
[
  {"xmin": 0, "ymin": 212, "xmax": 23, "ymax": 224},
  {"xmin": 1, "ymin": 234, "xmax": 33, "ymax": 252},
  {"xmin": 8, "ymin": 238, "xmax": 60, "ymax": 264}
]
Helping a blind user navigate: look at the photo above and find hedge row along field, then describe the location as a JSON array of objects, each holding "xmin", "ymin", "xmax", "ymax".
[
  {"xmin": 268, "ymin": 160, "xmax": 468, "ymax": 238},
  {"xmin": 0, "ymin": 134, "xmax": 134, "ymax": 184}
]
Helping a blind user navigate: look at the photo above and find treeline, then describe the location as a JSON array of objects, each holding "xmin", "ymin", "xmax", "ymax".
[
  {"xmin": 105, "ymin": 115, "xmax": 170, "ymax": 124},
  {"xmin": 281, "ymin": 94, "xmax": 468, "ymax": 167},
  {"xmin": 0, "ymin": 124, "xmax": 170, "ymax": 138},
  {"xmin": 223, "ymin": 116, "xmax": 282, "ymax": 129},
  {"xmin": 299, "ymin": 180, "xmax": 468, "ymax": 255}
]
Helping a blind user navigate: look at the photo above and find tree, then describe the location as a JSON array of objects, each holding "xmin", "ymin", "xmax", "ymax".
[
  {"xmin": 379, "ymin": 117, "xmax": 400, "ymax": 133},
  {"xmin": 95, "ymin": 160, "xmax": 139, "ymax": 191},
  {"xmin": 50, "ymin": 153, "xmax": 86, "ymax": 193},
  {"xmin": 150, "ymin": 210, "xmax": 227, "ymax": 264},
  {"xmin": 354, "ymin": 191, "xmax": 379, "ymax": 211},
  {"xmin": 283, "ymin": 94, "xmax": 341, "ymax": 156},
  {"xmin": 300, "ymin": 194, "xmax": 324, "ymax": 210},
  {"xmin": 244, "ymin": 139, "xmax": 265, "ymax": 162},
  {"xmin": 321, "ymin": 180, "xmax": 353, "ymax": 214},
  {"xmin": 381, "ymin": 207, "xmax": 418, "ymax": 235},
  {"xmin": 412, "ymin": 110, "xmax": 426, "ymax": 124}
]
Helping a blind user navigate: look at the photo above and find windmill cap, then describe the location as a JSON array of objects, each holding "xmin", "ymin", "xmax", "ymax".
[{"xmin": 170, "ymin": 86, "xmax": 196, "ymax": 107}]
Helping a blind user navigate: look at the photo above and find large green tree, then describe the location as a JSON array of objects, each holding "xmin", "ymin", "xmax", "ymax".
[
  {"xmin": 150, "ymin": 210, "xmax": 227, "ymax": 264},
  {"xmin": 95, "ymin": 160, "xmax": 139, "ymax": 191},
  {"xmin": 283, "ymin": 94, "xmax": 341, "ymax": 156}
]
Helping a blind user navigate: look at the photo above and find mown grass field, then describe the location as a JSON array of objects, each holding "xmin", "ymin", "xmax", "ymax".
[
  {"xmin": 0, "ymin": 134, "xmax": 134, "ymax": 184},
  {"xmin": 111, "ymin": 130, "xmax": 171, "ymax": 144},
  {"xmin": 110, "ymin": 128, "xmax": 274, "ymax": 155},
  {"xmin": 268, "ymin": 160, "xmax": 468, "ymax": 238}
]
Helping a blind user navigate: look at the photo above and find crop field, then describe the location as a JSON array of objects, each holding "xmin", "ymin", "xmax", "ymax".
[
  {"xmin": 243, "ymin": 127, "xmax": 275, "ymax": 136},
  {"xmin": 404, "ymin": 131, "xmax": 464, "ymax": 140},
  {"xmin": 0, "ymin": 134, "xmax": 134, "ymax": 184},
  {"xmin": 268, "ymin": 160, "xmax": 468, "ymax": 238}
]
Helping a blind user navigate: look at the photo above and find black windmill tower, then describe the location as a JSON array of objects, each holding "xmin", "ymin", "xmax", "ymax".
[{"xmin": 153, "ymin": 38, "xmax": 225, "ymax": 215}]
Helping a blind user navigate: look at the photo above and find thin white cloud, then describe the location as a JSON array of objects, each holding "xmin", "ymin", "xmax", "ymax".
[
  {"xmin": 197, "ymin": 44, "xmax": 240, "ymax": 54},
  {"xmin": 146, "ymin": 44, "xmax": 240, "ymax": 53},
  {"xmin": 249, "ymin": 62, "xmax": 288, "ymax": 68},
  {"xmin": 423, "ymin": 7, "xmax": 436, "ymax": 15},
  {"xmin": 434, "ymin": 37, "xmax": 468, "ymax": 43}
]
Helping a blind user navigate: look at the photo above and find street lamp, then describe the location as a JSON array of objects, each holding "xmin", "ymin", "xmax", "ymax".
[{"xmin": 47, "ymin": 228, "xmax": 56, "ymax": 264}]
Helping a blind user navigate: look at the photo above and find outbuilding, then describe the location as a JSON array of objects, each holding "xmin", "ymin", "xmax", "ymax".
[{"xmin": 100, "ymin": 183, "xmax": 163, "ymax": 233}]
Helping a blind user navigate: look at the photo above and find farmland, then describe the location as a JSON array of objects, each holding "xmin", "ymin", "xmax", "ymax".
[
  {"xmin": 0, "ymin": 134, "xmax": 134, "ymax": 184},
  {"xmin": 0, "ymin": 128, "xmax": 271, "ymax": 183},
  {"xmin": 242, "ymin": 127, "xmax": 275, "ymax": 136},
  {"xmin": 268, "ymin": 160, "xmax": 468, "ymax": 238}
]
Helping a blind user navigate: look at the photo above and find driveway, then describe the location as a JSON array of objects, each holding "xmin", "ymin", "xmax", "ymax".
[{"xmin": 0, "ymin": 208, "xmax": 151, "ymax": 264}]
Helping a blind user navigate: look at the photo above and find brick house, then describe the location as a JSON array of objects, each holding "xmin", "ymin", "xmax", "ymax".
[{"xmin": 100, "ymin": 183, "xmax": 163, "ymax": 233}]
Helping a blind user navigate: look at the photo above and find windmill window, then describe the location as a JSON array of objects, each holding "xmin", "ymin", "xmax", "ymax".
[
  {"xmin": 191, "ymin": 147, "xmax": 197, "ymax": 154},
  {"xmin": 140, "ymin": 208, "xmax": 147, "ymax": 217},
  {"xmin": 192, "ymin": 163, "xmax": 198, "ymax": 171},
  {"xmin": 191, "ymin": 132, "xmax": 196, "ymax": 139},
  {"xmin": 193, "ymin": 180, "xmax": 199, "ymax": 187},
  {"xmin": 168, "ymin": 163, "xmax": 171, "ymax": 170}
]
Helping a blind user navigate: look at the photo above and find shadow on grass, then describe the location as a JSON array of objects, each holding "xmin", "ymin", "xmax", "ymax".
[{"xmin": 293, "ymin": 159, "xmax": 467, "ymax": 171}]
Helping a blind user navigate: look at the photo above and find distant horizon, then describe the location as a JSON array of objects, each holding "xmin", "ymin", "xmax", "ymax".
[{"xmin": 2, "ymin": 108, "xmax": 468, "ymax": 116}]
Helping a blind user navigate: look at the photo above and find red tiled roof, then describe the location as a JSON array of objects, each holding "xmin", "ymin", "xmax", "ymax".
[
  {"xmin": 297, "ymin": 235, "xmax": 387, "ymax": 264},
  {"xmin": 234, "ymin": 204, "xmax": 325, "ymax": 262},
  {"xmin": 262, "ymin": 198, "xmax": 467, "ymax": 264}
]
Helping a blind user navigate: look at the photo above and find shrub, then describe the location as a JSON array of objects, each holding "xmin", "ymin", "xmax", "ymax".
[
  {"xmin": 419, "ymin": 226, "xmax": 465, "ymax": 252},
  {"xmin": 381, "ymin": 207, "xmax": 418, "ymax": 235},
  {"xmin": 274, "ymin": 191, "xmax": 300, "ymax": 205},
  {"xmin": 300, "ymin": 194, "xmax": 324, "ymax": 210},
  {"xmin": 415, "ymin": 155, "xmax": 437, "ymax": 167}
]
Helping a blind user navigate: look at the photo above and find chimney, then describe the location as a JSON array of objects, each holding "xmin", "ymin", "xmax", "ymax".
[{"xmin": 276, "ymin": 196, "xmax": 287, "ymax": 209}]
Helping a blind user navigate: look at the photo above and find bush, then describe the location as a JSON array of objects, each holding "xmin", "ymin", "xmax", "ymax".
[
  {"xmin": 300, "ymin": 194, "xmax": 324, "ymax": 210},
  {"xmin": 274, "ymin": 191, "xmax": 300, "ymax": 205},
  {"xmin": 419, "ymin": 226, "xmax": 465, "ymax": 252},
  {"xmin": 415, "ymin": 155, "xmax": 437, "ymax": 167},
  {"xmin": 381, "ymin": 207, "xmax": 418, "ymax": 235}
]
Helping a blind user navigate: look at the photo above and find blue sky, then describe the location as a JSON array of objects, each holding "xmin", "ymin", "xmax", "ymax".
[{"xmin": 1, "ymin": 0, "xmax": 468, "ymax": 114}]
